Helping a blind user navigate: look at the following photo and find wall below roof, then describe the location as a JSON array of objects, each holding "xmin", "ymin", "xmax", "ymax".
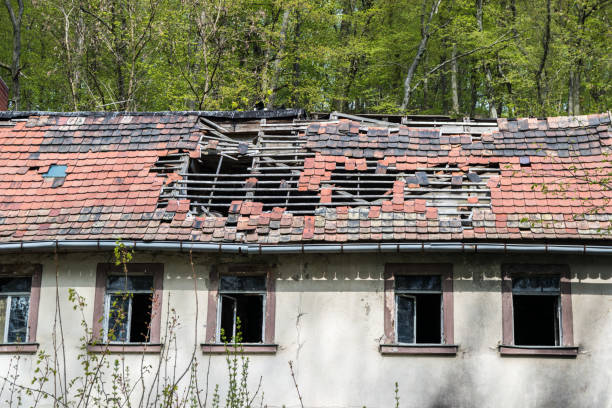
[{"xmin": 0, "ymin": 251, "xmax": 610, "ymax": 407}]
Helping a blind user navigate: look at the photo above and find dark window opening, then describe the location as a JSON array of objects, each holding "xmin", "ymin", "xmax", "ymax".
[
  {"xmin": 513, "ymin": 295, "xmax": 559, "ymax": 346},
  {"xmin": 397, "ymin": 294, "xmax": 442, "ymax": 344},
  {"xmin": 220, "ymin": 294, "xmax": 263, "ymax": 343},
  {"xmin": 218, "ymin": 275, "xmax": 266, "ymax": 344},
  {"xmin": 130, "ymin": 294, "xmax": 153, "ymax": 342},
  {"xmin": 105, "ymin": 275, "xmax": 153, "ymax": 343},
  {"xmin": 396, "ymin": 275, "xmax": 443, "ymax": 344},
  {"xmin": 415, "ymin": 294, "xmax": 442, "ymax": 343},
  {"xmin": 512, "ymin": 275, "xmax": 561, "ymax": 346}
]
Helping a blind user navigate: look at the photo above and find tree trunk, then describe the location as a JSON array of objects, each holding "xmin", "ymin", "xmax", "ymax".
[
  {"xmin": 267, "ymin": 7, "xmax": 291, "ymax": 109},
  {"xmin": 400, "ymin": 0, "xmax": 442, "ymax": 111},
  {"xmin": 451, "ymin": 43, "xmax": 459, "ymax": 115},
  {"xmin": 568, "ymin": 70, "xmax": 580, "ymax": 116},
  {"xmin": 476, "ymin": 0, "xmax": 497, "ymax": 118},
  {"xmin": 291, "ymin": 9, "xmax": 301, "ymax": 107},
  {"xmin": 536, "ymin": 0, "xmax": 551, "ymax": 111},
  {"xmin": 469, "ymin": 69, "xmax": 478, "ymax": 118},
  {"xmin": 3, "ymin": 0, "xmax": 23, "ymax": 110}
]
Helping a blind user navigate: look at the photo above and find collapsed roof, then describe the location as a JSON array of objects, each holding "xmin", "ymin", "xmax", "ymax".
[{"xmin": 0, "ymin": 110, "xmax": 610, "ymax": 245}]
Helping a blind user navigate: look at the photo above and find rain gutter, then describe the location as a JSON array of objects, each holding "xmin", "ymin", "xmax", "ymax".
[{"xmin": 0, "ymin": 241, "xmax": 611, "ymax": 256}]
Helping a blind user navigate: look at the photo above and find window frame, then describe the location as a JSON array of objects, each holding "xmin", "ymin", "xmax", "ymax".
[
  {"xmin": 0, "ymin": 264, "xmax": 41, "ymax": 354},
  {"xmin": 89, "ymin": 263, "xmax": 163, "ymax": 354},
  {"xmin": 103, "ymin": 275, "xmax": 155, "ymax": 344},
  {"xmin": 500, "ymin": 264, "xmax": 577, "ymax": 357},
  {"xmin": 381, "ymin": 263, "xmax": 457, "ymax": 355},
  {"xmin": 203, "ymin": 264, "xmax": 277, "ymax": 354},
  {"xmin": 216, "ymin": 276, "xmax": 267, "ymax": 343}
]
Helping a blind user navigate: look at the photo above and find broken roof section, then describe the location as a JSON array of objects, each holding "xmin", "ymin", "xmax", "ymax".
[{"xmin": 0, "ymin": 110, "xmax": 610, "ymax": 244}]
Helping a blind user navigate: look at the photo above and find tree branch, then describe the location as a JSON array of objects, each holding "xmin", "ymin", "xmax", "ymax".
[
  {"xmin": 79, "ymin": 6, "xmax": 112, "ymax": 32},
  {"xmin": 410, "ymin": 31, "xmax": 515, "ymax": 93}
]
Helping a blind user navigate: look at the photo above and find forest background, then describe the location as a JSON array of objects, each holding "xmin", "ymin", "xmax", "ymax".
[{"xmin": 1, "ymin": 0, "xmax": 610, "ymax": 117}]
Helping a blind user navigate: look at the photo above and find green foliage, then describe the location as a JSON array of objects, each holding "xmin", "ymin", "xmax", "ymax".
[
  {"xmin": 1, "ymin": 0, "xmax": 609, "ymax": 115},
  {"xmin": 113, "ymin": 239, "xmax": 133, "ymax": 267},
  {"xmin": 394, "ymin": 381, "xmax": 400, "ymax": 408}
]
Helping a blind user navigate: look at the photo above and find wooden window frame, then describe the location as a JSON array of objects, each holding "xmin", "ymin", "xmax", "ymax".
[
  {"xmin": 89, "ymin": 263, "xmax": 163, "ymax": 354},
  {"xmin": 0, "ymin": 264, "xmax": 41, "ymax": 354},
  {"xmin": 202, "ymin": 264, "xmax": 277, "ymax": 354},
  {"xmin": 500, "ymin": 264, "xmax": 577, "ymax": 357},
  {"xmin": 381, "ymin": 263, "xmax": 457, "ymax": 356}
]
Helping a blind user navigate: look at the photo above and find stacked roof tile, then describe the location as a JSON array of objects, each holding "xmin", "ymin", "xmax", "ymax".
[{"xmin": 0, "ymin": 111, "xmax": 610, "ymax": 244}]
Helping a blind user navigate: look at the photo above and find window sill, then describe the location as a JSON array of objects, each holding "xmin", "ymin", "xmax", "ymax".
[
  {"xmin": 0, "ymin": 343, "xmax": 39, "ymax": 354},
  {"xmin": 379, "ymin": 344, "xmax": 458, "ymax": 356},
  {"xmin": 498, "ymin": 345, "xmax": 578, "ymax": 357},
  {"xmin": 86, "ymin": 343, "xmax": 163, "ymax": 354},
  {"xmin": 201, "ymin": 343, "xmax": 278, "ymax": 354}
]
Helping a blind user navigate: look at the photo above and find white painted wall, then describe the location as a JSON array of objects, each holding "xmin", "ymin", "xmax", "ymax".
[{"xmin": 0, "ymin": 251, "xmax": 610, "ymax": 408}]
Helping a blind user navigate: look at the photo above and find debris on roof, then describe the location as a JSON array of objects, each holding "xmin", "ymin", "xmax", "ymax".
[{"xmin": 0, "ymin": 110, "xmax": 610, "ymax": 243}]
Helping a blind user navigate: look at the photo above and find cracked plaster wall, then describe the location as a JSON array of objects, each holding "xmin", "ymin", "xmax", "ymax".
[{"xmin": 0, "ymin": 251, "xmax": 610, "ymax": 407}]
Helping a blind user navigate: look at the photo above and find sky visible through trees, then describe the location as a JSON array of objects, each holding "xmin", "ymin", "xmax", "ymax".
[{"xmin": 1, "ymin": 0, "xmax": 610, "ymax": 117}]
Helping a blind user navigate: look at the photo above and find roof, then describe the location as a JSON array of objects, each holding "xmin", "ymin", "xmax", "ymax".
[{"xmin": 0, "ymin": 110, "xmax": 610, "ymax": 245}]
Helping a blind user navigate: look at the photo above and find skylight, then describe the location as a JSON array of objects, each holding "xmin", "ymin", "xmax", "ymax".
[{"xmin": 43, "ymin": 164, "xmax": 67, "ymax": 178}]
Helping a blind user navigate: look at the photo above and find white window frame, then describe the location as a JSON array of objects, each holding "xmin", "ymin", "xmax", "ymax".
[
  {"xmin": 0, "ymin": 290, "xmax": 31, "ymax": 344},
  {"xmin": 103, "ymin": 276, "xmax": 153, "ymax": 344},
  {"xmin": 216, "ymin": 277, "xmax": 267, "ymax": 344}
]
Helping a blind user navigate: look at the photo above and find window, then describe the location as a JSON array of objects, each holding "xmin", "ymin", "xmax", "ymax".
[
  {"xmin": 218, "ymin": 275, "xmax": 266, "ymax": 343},
  {"xmin": 203, "ymin": 265, "xmax": 277, "ymax": 354},
  {"xmin": 500, "ymin": 264, "xmax": 577, "ymax": 357},
  {"xmin": 395, "ymin": 275, "xmax": 442, "ymax": 344},
  {"xmin": 512, "ymin": 276, "xmax": 560, "ymax": 346},
  {"xmin": 381, "ymin": 264, "xmax": 456, "ymax": 355},
  {"xmin": 104, "ymin": 275, "xmax": 154, "ymax": 343},
  {"xmin": 0, "ymin": 264, "xmax": 41, "ymax": 353},
  {"xmin": 1, "ymin": 277, "xmax": 31, "ymax": 343},
  {"xmin": 90, "ymin": 263, "xmax": 163, "ymax": 353}
]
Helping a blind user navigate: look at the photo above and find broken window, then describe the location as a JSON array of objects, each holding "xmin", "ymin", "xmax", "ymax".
[
  {"xmin": 218, "ymin": 275, "xmax": 266, "ymax": 343},
  {"xmin": 0, "ymin": 277, "xmax": 31, "ymax": 343},
  {"xmin": 104, "ymin": 275, "xmax": 153, "ymax": 343},
  {"xmin": 395, "ymin": 275, "xmax": 442, "ymax": 344},
  {"xmin": 512, "ymin": 276, "xmax": 561, "ymax": 346}
]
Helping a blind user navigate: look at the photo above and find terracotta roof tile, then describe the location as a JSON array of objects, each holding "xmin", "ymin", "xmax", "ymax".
[{"xmin": 0, "ymin": 112, "xmax": 611, "ymax": 244}]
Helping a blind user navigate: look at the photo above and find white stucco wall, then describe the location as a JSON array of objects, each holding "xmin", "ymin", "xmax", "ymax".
[{"xmin": 0, "ymin": 250, "xmax": 610, "ymax": 407}]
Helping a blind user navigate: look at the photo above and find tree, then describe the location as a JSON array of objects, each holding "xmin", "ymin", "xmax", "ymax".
[
  {"xmin": 1, "ymin": 0, "xmax": 609, "ymax": 114},
  {"xmin": 1, "ymin": 0, "xmax": 24, "ymax": 109}
]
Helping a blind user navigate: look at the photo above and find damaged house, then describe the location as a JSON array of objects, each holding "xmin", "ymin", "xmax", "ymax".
[{"xmin": 0, "ymin": 108, "xmax": 611, "ymax": 407}]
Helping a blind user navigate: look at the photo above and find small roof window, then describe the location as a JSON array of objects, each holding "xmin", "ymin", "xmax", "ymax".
[{"xmin": 43, "ymin": 165, "xmax": 67, "ymax": 178}]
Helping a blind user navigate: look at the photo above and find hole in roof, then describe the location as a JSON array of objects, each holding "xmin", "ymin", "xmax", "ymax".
[
  {"xmin": 150, "ymin": 153, "xmax": 185, "ymax": 175},
  {"xmin": 184, "ymin": 156, "xmax": 253, "ymax": 217},
  {"xmin": 330, "ymin": 166, "xmax": 395, "ymax": 204},
  {"xmin": 43, "ymin": 165, "xmax": 67, "ymax": 178}
]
